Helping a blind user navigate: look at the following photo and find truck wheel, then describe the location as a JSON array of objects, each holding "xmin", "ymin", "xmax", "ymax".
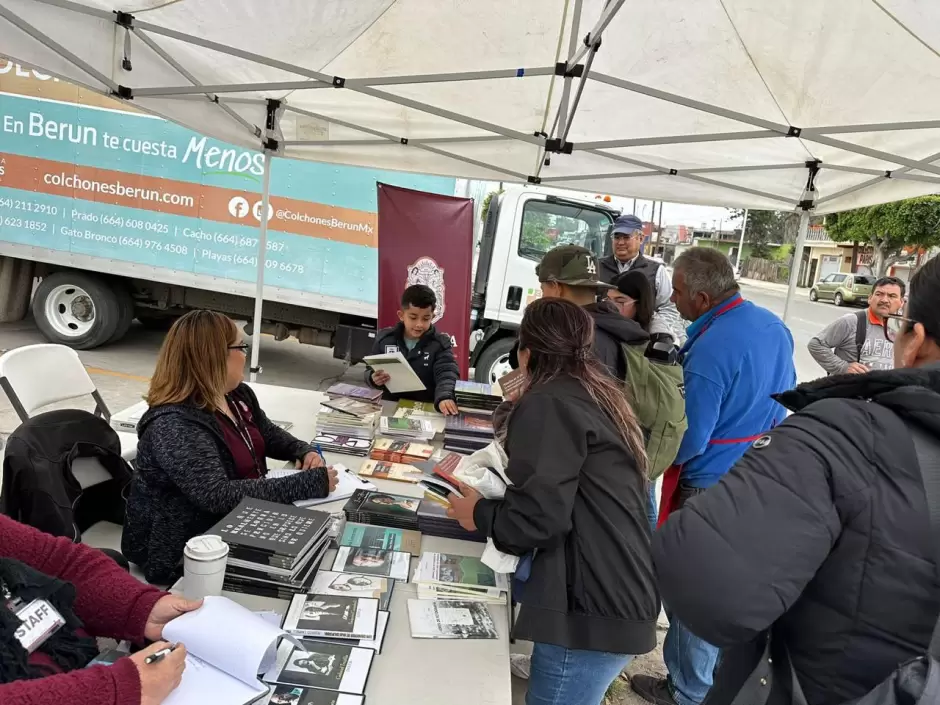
[
  {"xmin": 0, "ymin": 256, "xmax": 34, "ymax": 323},
  {"xmin": 473, "ymin": 337, "xmax": 517, "ymax": 385},
  {"xmin": 32, "ymin": 272, "xmax": 121, "ymax": 349},
  {"xmin": 107, "ymin": 283, "xmax": 135, "ymax": 344}
]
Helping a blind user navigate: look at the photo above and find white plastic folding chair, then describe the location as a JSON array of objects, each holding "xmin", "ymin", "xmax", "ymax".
[{"xmin": 0, "ymin": 344, "xmax": 137, "ymax": 489}]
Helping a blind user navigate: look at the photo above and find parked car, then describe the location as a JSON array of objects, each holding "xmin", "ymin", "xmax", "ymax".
[{"xmin": 809, "ymin": 273, "xmax": 876, "ymax": 306}]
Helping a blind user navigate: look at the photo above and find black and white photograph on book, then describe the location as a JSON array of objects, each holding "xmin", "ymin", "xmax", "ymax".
[{"xmin": 264, "ymin": 642, "xmax": 373, "ymax": 696}]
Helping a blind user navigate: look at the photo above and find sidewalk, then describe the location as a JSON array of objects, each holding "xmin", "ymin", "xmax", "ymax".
[{"xmin": 738, "ymin": 277, "xmax": 792, "ymax": 294}]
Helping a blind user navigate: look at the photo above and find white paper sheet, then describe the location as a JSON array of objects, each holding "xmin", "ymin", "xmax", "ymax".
[{"xmin": 294, "ymin": 466, "xmax": 376, "ymax": 508}]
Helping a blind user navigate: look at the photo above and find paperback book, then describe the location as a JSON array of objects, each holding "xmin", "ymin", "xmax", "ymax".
[
  {"xmin": 264, "ymin": 641, "xmax": 373, "ymax": 696},
  {"xmin": 355, "ymin": 459, "xmax": 424, "ymax": 484},
  {"xmin": 406, "ymin": 599, "xmax": 499, "ymax": 639},
  {"xmin": 325, "ymin": 383, "xmax": 383, "ymax": 404},
  {"xmin": 413, "ymin": 552, "xmax": 509, "ymax": 592},
  {"xmin": 338, "ymin": 522, "xmax": 422, "ymax": 555},
  {"xmin": 342, "ymin": 489, "xmax": 422, "ymax": 531},
  {"xmin": 310, "ymin": 570, "xmax": 395, "ymax": 611},
  {"xmin": 321, "ymin": 397, "xmax": 382, "ymax": 418},
  {"xmin": 378, "ymin": 416, "xmax": 435, "ymax": 442},
  {"xmin": 283, "ymin": 594, "xmax": 379, "ymax": 641},
  {"xmin": 311, "ymin": 610, "xmax": 390, "ymax": 653},
  {"xmin": 261, "ymin": 685, "xmax": 364, "ymax": 705},
  {"xmin": 369, "ymin": 438, "xmax": 435, "ymax": 464},
  {"xmin": 332, "ymin": 546, "xmax": 411, "ymax": 581}
]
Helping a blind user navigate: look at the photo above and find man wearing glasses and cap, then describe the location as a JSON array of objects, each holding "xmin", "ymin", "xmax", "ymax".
[{"xmin": 600, "ymin": 214, "xmax": 685, "ymax": 343}]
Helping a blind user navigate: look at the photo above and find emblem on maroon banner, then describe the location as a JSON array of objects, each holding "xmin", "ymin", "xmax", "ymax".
[{"xmin": 405, "ymin": 256, "xmax": 446, "ymax": 324}]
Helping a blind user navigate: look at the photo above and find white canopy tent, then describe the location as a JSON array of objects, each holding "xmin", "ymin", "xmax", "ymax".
[{"xmin": 4, "ymin": 0, "xmax": 940, "ymax": 376}]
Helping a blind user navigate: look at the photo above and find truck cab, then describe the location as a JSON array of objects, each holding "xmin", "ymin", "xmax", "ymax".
[{"xmin": 470, "ymin": 186, "xmax": 619, "ymax": 383}]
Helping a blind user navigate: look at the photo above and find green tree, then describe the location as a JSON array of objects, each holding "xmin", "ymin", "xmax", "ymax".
[
  {"xmin": 480, "ymin": 189, "xmax": 503, "ymax": 224},
  {"xmin": 826, "ymin": 196, "xmax": 940, "ymax": 276},
  {"xmin": 729, "ymin": 209, "xmax": 794, "ymax": 259}
]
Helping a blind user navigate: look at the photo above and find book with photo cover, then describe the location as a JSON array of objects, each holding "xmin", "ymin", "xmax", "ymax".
[
  {"xmin": 413, "ymin": 552, "xmax": 509, "ymax": 592},
  {"xmin": 326, "ymin": 383, "xmax": 383, "ymax": 404},
  {"xmin": 369, "ymin": 438, "xmax": 434, "ymax": 464},
  {"xmin": 342, "ymin": 489, "xmax": 422, "ymax": 531},
  {"xmin": 331, "ymin": 546, "xmax": 410, "ymax": 581},
  {"xmin": 264, "ymin": 641, "xmax": 373, "ymax": 696},
  {"xmin": 261, "ymin": 685, "xmax": 364, "ymax": 705},
  {"xmin": 394, "ymin": 399, "xmax": 441, "ymax": 416},
  {"xmin": 321, "ymin": 397, "xmax": 382, "ymax": 418},
  {"xmin": 283, "ymin": 594, "xmax": 379, "ymax": 640},
  {"xmin": 355, "ymin": 459, "xmax": 423, "ymax": 484},
  {"xmin": 407, "ymin": 599, "xmax": 499, "ymax": 639},
  {"xmin": 338, "ymin": 522, "xmax": 422, "ymax": 555},
  {"xmin": 444, "ymin": 414, "xmax": 495, "ymax": 439},
  {"xmin": 309, "ymin": 610, "xmax": 390, "ymax": 654},
  {"xmin": 310, "ymin": 570, "xmax": 394, "ymax": 611}
]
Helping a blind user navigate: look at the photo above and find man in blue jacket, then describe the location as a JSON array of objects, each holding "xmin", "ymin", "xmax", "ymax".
[{"xmin": 631, "ymin": 247, "xmax": 796, "ymax": 705}]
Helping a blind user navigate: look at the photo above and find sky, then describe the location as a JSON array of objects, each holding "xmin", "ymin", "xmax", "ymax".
[{"xmin": 609, "ymin": 197, "xmax": 740, "ymax": 229}]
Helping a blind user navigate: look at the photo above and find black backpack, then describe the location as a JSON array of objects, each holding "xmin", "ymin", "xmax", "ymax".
[{"xmin": 730, "ymin": 422, "xmax": 940, "ymax": 705}]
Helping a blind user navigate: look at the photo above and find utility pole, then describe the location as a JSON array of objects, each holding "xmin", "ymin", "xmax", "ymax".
[
  {"xmin": 656, "ymin": 200, "xmax": 664, "ymax": 249},
  {"xmin": 735, "ymin": 209, "xmax": 749, "ymax": 270}
]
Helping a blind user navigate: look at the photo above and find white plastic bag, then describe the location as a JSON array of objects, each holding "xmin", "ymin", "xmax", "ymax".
[{"xmin": 453, "ymin": 442, "xmax": 519, "ymax": 574}]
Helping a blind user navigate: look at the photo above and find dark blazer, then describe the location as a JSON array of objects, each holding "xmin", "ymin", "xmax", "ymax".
[{"xmin": 122, "ymin": 384, "xmax": 326, "ymax": 584}]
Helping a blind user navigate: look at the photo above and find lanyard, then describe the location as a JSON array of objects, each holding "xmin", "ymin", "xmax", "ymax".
[
  {"xmin": 680, "ymin": 295, "xmax": 745, "ymax": 359},
  {"xmin": 224, "ymin": 396, "xmax": 260, "ymax": 473}
]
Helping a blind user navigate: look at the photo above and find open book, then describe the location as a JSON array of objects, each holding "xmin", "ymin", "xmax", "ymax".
[{"xmin": 160, "ymin": 596, "xmax": 300, "ymax": 705}]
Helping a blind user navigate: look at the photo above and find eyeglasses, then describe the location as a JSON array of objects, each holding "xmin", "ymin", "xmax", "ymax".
[
  {"xmin": 228, "ymin": 343, "xmax": 250, "ymax": 353},
  {"xmin": 883, "ymin": 314, "xmax": 913, "ymax": 343}
]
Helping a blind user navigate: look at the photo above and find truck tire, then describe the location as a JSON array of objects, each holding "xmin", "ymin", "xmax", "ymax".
[
  {"xmin": 0, "ymin": 256, "xmax": 35, "ymax": 323},
  {"xmin": 107, "ymin": 283, "xmax": 135, "ymax": 344},
  {"xmin": 32, "ymin": 272, "xmax": 122, "ymax": 349},
  {"xmin": 473, "ymin": 337, "xmax": 517, "ymax": 385}
]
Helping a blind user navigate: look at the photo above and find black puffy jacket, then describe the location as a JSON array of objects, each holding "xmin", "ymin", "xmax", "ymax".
[
  {"xmin": 653, "ymin": 364, "xmax": 940, "ymax": 705},
  {"xmin": 365, "ymin": 323, "xmax": 458, "ymax": 409}
]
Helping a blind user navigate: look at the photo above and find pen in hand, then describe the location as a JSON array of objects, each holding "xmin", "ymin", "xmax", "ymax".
[{"xmin": 144, "ymin": 644, "xmax": 178, "ymax": 665}]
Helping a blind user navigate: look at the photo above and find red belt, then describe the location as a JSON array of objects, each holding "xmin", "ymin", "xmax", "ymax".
[{"xmin": 656, "ymin": 432, "xmax": 767, "ymax": 529}]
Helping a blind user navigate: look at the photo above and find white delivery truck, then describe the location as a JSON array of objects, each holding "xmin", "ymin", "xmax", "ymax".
[{"xmin": 0, "ymin": 61, "xmax": 620, "ymax": 382}]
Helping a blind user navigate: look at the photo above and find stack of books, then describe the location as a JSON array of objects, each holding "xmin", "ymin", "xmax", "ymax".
[
  {"xmin": 443, "ymin": 414, "xmax": 495, "ymax": 454},
  {"xmin": 209, "ymin": 498, "xmax": 332, "ymax": 598},
  {"xmin": 393, "ymin": 399, "xmax": 442, "ymax": 419},
  {"xmin": 326, "ymin": 383, "xmax": 383, "ymax": 405},
  {"xmin": 416, "ymin": 497, "xmax": 487, "ymax": 542},
  {"xmin": 342, "ymin": 489, "xmax": 421, "ymax": 532},
  {"xmin": 315, "ymin": 406, "xmax": 378, "ymax": 457},
  {"xmin": 378, "ymin": 416, "xmax": 435, "ymax": 442},
  {"xmin": 412, "ymin": 552, "xmax": 509, "ymax": 604},
  {"xmin": 355, "ymin": 458, "xmax": 424, "ymax": 484},
  {"xmin": 454, "ymin": 380, "xmax": 502, "ymax": 416},
  {"xmin": 369, "ymin": 438, "xmax": 434, "ymax": 464}
]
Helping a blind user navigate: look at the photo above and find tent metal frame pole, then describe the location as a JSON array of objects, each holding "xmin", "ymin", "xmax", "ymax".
[
  {"xmin": 283, "ymin": 106, "xmax": 530, "ymax": 181},
  {"xmin": 249, "ymin": 151, "xmax": 273, "ymax": 383},
  {"xmin": 587, "ymin": 149, "xmax": 798, "ymax": 206},
  {"xmin": 576, "ymin": 129, "xmax": 781, "ymax": 149},
  {"xmin": 589, "ymin": 72, "xmax": 791, "ymax": 134},
  {"xmin": 803, "ymin": 134, "xmax": 940, "ymax": 177},
  {"xmin": 540, "ymin": 170, "xmax": 657, "ymax": 182},
  {"xmin": 683, "ymin": 162, "xmax": 808, "ymax": 174},
  {"xmin": 132, "ymin": 28, "xmax": 261, "ymax": 138},
  {"xmin": 784, "ymin": 209, "xmax": 811, "ymax": 323},
  {"xmin": 129, "ymin": 67, "xmax": 557, "ymax": 96},
  {"xmin": 802, "ymin": 119, "xmax": 940, "ymax": 135},
  {"xmin": 566, "ymin": 0, "xmax": 626, "ymax": 67},
  {"xmin": 735, "ymin": 209, "xmax": 749, "ymax": 270},
  {"xmin": 0, "ymin": 2, "xmax": 118, "ymax": 92},
  {"xmin": 285, "ymin": 135, "xmax": 512, "ymax": 147},
  {"xmin": 555, "ymin": 0, "xmax": 584, "ymax": 145},
  {"xmin": 822, "ymin": 163, "xmax": 940, "ymax": 184},
  {"xmin": 816, "ymin": 149, "xmax": 940, "ymax": 206}
]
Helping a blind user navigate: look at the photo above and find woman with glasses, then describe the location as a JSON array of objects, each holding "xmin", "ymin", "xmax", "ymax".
[
  {"xmin": 644, "ymin": 256, "xmax": 940, "ymax": 705},
  {"xmin": 123, "ymin": 310, "xmax": 338, "ymax": 584}
]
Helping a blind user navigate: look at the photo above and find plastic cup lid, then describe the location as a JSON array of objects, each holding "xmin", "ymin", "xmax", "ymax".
[{"xmin": 184, "ymin": 535, "xmax": 229, "ymax": 561}]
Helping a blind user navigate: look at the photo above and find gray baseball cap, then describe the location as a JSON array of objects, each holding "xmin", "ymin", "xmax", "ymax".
[{"xmin": 610, "ymin": 214, "xmax": 644, "ymax": 237}]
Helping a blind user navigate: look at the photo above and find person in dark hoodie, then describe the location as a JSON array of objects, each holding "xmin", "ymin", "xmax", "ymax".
[
  {"xmin": 646, "ymin": 254, "xmax": 940, "ymax": 705},
  {"xmin": 447, "ymin": 298, "xmax": 659, "ymax": 705},
  {"xmin": 122, "ymin": 310, "xmax": 339, "ymax": 584},
  {"xmin": 533, "ymin": 244, "xmax": 649, "ymax": 378}
]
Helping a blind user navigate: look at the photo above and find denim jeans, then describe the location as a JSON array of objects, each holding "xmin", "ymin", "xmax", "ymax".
[
  {"xmin": 662, "ymin": 483, "xmax": 720, "ymax": 705},
  {"xmin": 526, "ymin": 642, "xmax": 634, "ymax": 705},
  {"xmin": 647, "ymin": 482, "xmax": 659, "ymax": 530}
]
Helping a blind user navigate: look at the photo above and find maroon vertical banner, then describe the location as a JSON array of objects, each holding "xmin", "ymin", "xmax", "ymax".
[{"xmin": 377, "ymin": 183, "xmax": 473, "ymax": 380}]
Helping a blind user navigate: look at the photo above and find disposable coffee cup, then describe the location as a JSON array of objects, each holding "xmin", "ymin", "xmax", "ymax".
[{"xmin": 182, "ymin": 535, "xmax": 229, "ymax": 600}]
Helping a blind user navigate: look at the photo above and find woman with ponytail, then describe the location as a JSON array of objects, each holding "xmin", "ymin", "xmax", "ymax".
[{"xmin": 447, "ymin": 298, "xmax": 660, "ymax": 705}]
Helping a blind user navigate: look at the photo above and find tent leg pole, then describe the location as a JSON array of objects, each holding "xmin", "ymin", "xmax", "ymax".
[
  {"xmin": 735, "ymin": 209, "xmax": 749, "ymax": 269},
  {"xmin": 783, "ymin": 210, "xmax": 810, "ymax": 323},
  {"xmin": 249, "ymin": 152, "xmax": 273, "ymax": 383}
]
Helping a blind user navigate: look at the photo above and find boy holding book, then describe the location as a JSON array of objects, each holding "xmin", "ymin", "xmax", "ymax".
[{"xmin": 366, "ymin": 284, "xmax": 460, "ymax": 415}]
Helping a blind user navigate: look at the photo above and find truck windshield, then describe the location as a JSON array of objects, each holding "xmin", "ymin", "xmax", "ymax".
[{"xmin": 518, "ymin": 199, "xmax": 615, "ymax": 262}]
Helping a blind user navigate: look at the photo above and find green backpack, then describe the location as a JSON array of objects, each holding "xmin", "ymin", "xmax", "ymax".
[{"xmin": 620, "ymin": 343, "xmax": 688, "ymax": 479}]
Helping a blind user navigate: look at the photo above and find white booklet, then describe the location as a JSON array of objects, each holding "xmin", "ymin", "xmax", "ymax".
[
  {"xmin": 406, "ymin": 599, "xmax": 499, "ymax": 640},
  {"xmin": 160, "ymin": 596, "xmax": 300, "ymax": 705},
  {"xmin": 332, "ymin": 546, "xmax": 411, "ymax": 581},
  {"xmin": 362, "ymin": 351, "xmax": 427, "ymax": 394},
  {"xmin": 281, "ymin": 465, "xmax": 377, "ymax": 508}
]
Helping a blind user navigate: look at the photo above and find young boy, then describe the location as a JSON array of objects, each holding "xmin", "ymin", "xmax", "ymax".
[{"xmin": 366, "ymin": 284, "xmax": 459, "ymax": 415}]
